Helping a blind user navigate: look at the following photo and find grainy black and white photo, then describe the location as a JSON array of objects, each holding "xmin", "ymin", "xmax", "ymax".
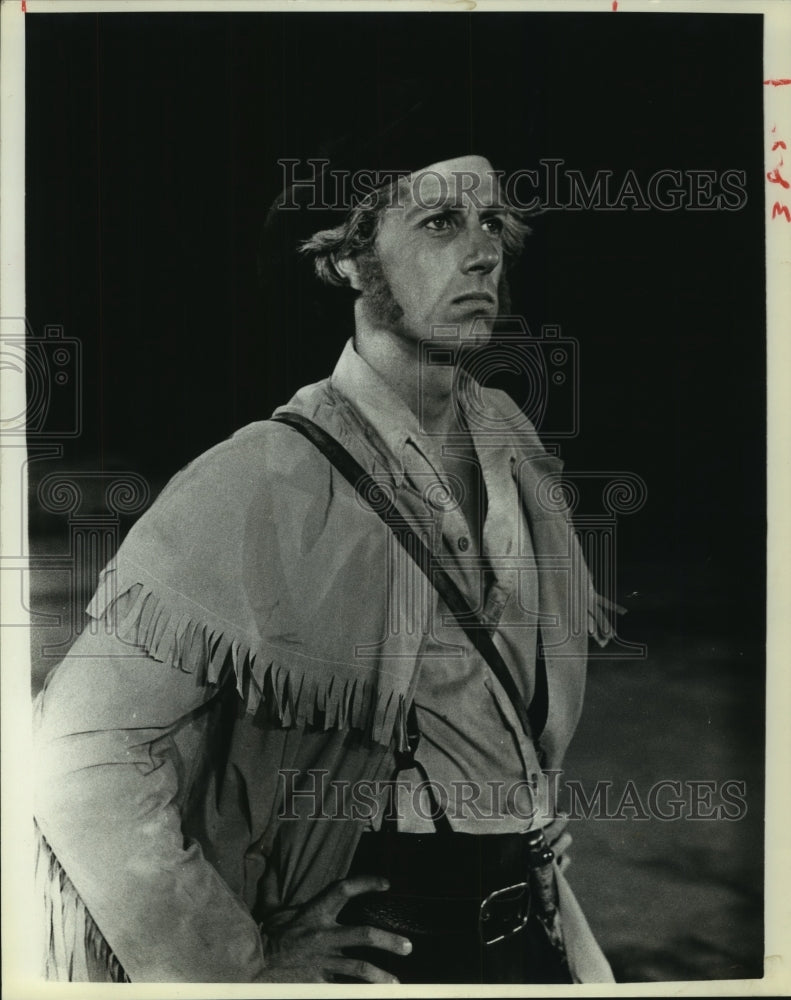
[{"xmin": 2, "ymin": 0, "xmax": 782, "ymax": 990}]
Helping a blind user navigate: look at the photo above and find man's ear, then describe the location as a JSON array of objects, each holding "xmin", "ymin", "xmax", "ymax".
[{"xmin": 333, "ymin": 254, "xmax": 363, "ymax": 291}]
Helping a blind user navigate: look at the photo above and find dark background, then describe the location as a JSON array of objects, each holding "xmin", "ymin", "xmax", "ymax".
[{"xmin": 25, "ymin": 11, "xmax": 766, "ymax": 982}]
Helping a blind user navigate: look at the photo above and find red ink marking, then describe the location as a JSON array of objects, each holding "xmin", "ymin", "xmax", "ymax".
[
  {"xmin": 21, "ymin": 0, "xmax": 26, "ymax": 11},
  {"xmin": 612, "ymin": 1, "xmax": 618, "ymax": 9},
  {"xmin": 767, "ymin": 167, "xmax": 790, "ymax": 189},
  {"xmin": 771, "ymin": 202, "xmax": 791, "ymax": 222},
  {"xmin": 772, "ymin": 141, "xmax": 788, "ymax": 151},
  {"xmin": 764, "ymin": 79, "xmax": 791, "ymax": 87}
]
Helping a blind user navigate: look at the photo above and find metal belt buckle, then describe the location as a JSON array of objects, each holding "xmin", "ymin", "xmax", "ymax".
[{"xmin": 478, "ymin": 881, "xmax": 531, "ymax": 946}]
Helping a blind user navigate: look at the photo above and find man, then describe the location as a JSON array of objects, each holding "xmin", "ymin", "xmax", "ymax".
[{"xmin": 33, "ymin": 150, "xmax": 617, "ymax": 983}]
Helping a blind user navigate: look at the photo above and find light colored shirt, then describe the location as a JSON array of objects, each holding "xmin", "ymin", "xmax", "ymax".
[
  {"xmin": 33, "ymin": 339, "xmax": 612, "ymax": 983},
  {"xmin": 329, "ymin": 341, "xmax": 544, "ymax": 832}
]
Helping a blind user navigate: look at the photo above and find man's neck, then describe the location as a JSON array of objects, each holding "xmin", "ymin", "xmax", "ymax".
[{"xmin": 353, "ymin": 323, "xmax": 461, "ymax": 439}]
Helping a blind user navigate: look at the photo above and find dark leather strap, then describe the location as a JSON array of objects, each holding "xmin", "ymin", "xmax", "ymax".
[
  {"xmin": 271, "ymin": 410, "xmax": 543, "ymax": 757},
  {"xmin": 389, "ymin": 701, "xmax": 453, "ymax": 835}
]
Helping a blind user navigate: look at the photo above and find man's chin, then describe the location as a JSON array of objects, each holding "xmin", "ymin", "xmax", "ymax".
[
  {"xmin": 458, "ymin": 315, "xmax": 496, "ymax": 346},
  {"xmin": 412, "ymin": 317, "xmax": 495, "ymax": 355}
]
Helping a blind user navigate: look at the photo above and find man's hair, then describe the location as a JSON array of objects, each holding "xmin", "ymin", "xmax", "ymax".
[{"xmin": 298, "ymin": 178, "xmax": 532, "ymax": 288}]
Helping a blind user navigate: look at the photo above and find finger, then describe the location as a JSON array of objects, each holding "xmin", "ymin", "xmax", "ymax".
[
  {"xmin": 306, "ymin": 876, "xmax": 390, "ymax": 923},
  {"xmin": 332, "ymin": 924, "xmax": 412, "ymax": 957},
  {"xmin": 588, "ymin": 611, "xmax": 609, "ymax": 646},
  {"xmin": 324, "ymin": 956, "xmax": 400, "ymax": 985},
  {"xmin": 544, "ymin": 815, "xmax": 570, "ymax": 840},
  {"xmin": 597, "ymin": 594, "xmax": 628, "ymax": 615},
  {"xmin": 552, "ymin": 832, "xmax": 573, "ymax": 857},
  {"xmin": 588, "ymin": 608, "xmax": 612, "ymax": 641},
  {"xmin": 596, "ymin": 606, "xmax": 613, "ymax": 636},
  {"xmin": 590, "ymin": 612, "xmax": 610, "ymax": 647},
  {"xmin": 339, "ymin": 875, "xmax": 391, "ymax": 897}
]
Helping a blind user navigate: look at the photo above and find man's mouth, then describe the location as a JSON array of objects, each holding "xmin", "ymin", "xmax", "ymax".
[{"xmin": 453, "ymin": 292, "xmax": 496, "ymax": 304}]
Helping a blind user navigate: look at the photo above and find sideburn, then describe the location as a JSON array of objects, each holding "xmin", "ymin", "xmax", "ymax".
[{"xmin": 355, "ymin": 251, "xmax": 405, "ymax": 329}]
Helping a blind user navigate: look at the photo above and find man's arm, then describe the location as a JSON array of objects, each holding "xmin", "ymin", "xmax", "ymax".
[
  {"xmin": 34, "ymin": 622, "xmax": 270, "ymax": 982},
  {"xmin": 34, "ymin": 606, "xmax": 411, "ymax": 983}
]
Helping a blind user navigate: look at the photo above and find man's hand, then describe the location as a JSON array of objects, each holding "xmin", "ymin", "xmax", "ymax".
[
  {"xmin": 587, "ymin": 591, "xmax": 627, "ymax": 648},
  {"xmin": 258, "ymin": 876, "xmax": 411, "ymax": 983}
]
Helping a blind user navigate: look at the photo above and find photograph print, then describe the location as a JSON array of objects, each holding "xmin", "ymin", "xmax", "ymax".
[{"xmin": 9, "ymin": 3, "xmax": 774, "ymax": 988}]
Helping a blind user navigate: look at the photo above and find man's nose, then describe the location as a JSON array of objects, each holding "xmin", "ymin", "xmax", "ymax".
[{"xmin": 461, "ymin": 227, "xmax": 500, "ymax": 274}]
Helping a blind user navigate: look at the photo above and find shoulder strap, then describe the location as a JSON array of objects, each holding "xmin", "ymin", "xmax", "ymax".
[{"xmin": 271, "ymin": 410, "xmax": 545, "ymax": 758}]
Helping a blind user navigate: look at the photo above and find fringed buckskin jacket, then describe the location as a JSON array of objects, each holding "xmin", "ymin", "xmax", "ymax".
[{"xmin": 33, "ymin": 340, "xmax": 615, "ymax": 984}]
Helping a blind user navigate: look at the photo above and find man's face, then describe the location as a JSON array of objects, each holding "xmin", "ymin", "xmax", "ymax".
[{"xmin": 360, "ymin": 155, "xmax": 505, "ymax": 345}]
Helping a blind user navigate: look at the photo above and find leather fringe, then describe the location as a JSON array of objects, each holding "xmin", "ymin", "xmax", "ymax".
[
  {"xmin": 87, "ymin": 559, "xmax": 408, "ymax": 749},
  {"xmin": 35, "ymin": 824, "xmax": 129, "ymax": 983}
]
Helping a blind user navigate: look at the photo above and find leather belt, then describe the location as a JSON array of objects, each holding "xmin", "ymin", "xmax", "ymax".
[{"xmin": 340, "ymin": 830, "xmax": 537, "ymax": 944}]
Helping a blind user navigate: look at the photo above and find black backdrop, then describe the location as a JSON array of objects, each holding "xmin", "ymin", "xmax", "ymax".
[{"xmin": 26, "ymin": 10, "xmax": 765, "ymax": 648}]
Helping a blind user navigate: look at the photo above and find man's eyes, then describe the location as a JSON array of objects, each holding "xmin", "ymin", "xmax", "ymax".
[
  {"xmin": 423, "ymin": 214, "xmax": 454, "ymax": 232},
  {"xmin": 422, "ymin": 214, "xmax": 505, "ymax": 235},
  {"xmin": 482, "ymin": 217, "xmax": 505, "ymax": 235}
]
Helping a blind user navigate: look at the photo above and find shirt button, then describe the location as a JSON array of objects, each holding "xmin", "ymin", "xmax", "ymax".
[{"xmin": 458, "ymin": 536, "xmax": 469, "ymax": 551}]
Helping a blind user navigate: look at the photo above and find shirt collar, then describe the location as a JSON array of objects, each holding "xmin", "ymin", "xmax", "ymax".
[
  {"xmin": 330, "ymin": 339, "xmax": 418, "ymax": 475},
  {"xmin": 329, "ymin": 338, "xmax": 519, "ymax": 483}
]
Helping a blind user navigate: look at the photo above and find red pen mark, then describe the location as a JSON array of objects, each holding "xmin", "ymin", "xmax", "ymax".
[
  {"xmin": 21, "ymin": 0, "xmax": 26, "ymax": 11},
  {"xmin": 764, "ymin": 79, "xmax": 791, "ymax": 87},
  {"xmin": 612, "ymin": 1, "xmax": 618, "ymax": 9},
  {"xmin": 772, "ymin": 141, "xmax": 788, "ymax": 151},
  {"xmin": 771, "ymin": 202, "xmax": 791, "ymax": 222},
  {"xmin": 767, "ymin": 167, "xmax": 790, "ymax": 189}
]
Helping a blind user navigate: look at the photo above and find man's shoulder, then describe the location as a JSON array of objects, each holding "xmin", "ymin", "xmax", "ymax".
[
  {"xmin": 114, "ymin": 410, "xmax": 341, "ymax": 598},
  {"xmin": 161, "ymin": 379, "xmax": 337, "ymax": 497},
  {"xmin": 157, "ymin": 417, "xmax": 331, "ymax": 512}
]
